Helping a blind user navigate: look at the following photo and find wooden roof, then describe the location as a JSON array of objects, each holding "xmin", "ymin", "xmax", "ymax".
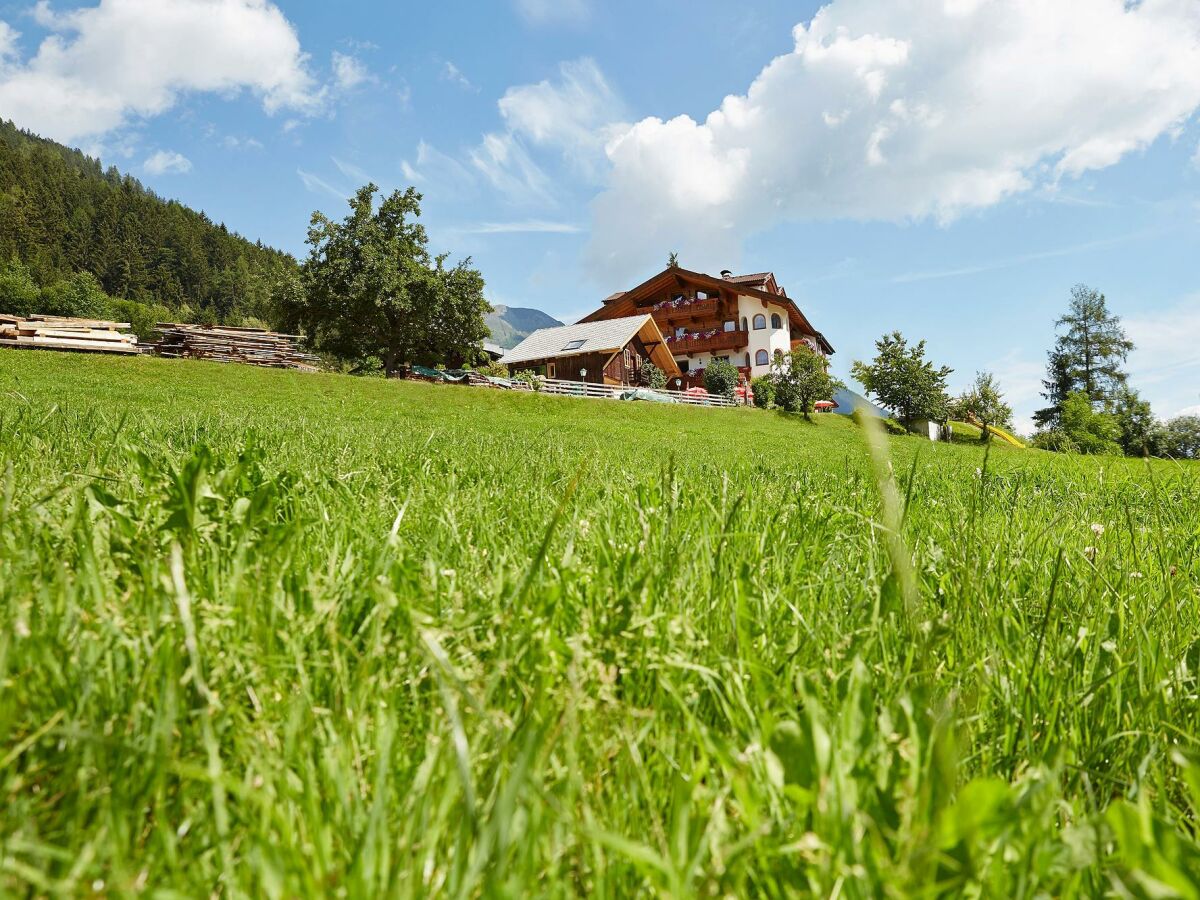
[
  {"xmin": 499, "ymin": 314, "xmax": 680, "ymax": 375},
  {"xmin": 580, "ymin": 267, "xmax": 834, "ymax": 355}
]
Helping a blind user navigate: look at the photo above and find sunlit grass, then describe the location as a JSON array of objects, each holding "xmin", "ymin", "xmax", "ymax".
[{"xmin": 1, "ymin": 351, "xmax": 1198, "ymax": 896}]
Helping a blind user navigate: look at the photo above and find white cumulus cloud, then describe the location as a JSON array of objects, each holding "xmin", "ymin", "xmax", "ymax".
[
  {"xmin": 143, "ymin": 149, "xmax": 191, "ymax": 175},
  {"xmin": 0, "ymin": 0, "xmax": 325, "ymax": 144},
  {"xmin": 586, "ymin": 0, "xmax": 1200, "ymax": 281},
  {"xmin": 0, "ymin": 21, "xmax": 19, "ymax": 62}
]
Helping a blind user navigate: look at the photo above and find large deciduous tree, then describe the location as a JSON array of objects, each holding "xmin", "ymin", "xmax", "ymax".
[
  {"xmin": 1162, "ymin": 415, "xmax": 1200, "ymax": 459},
  {"xmin": 1035, "ymin": 284, "xmax": 1133, "ymax": 428},
  {"xmin": 953, "ymin": 372, "xmax": 1013, "ymax": 442},
  {"xmin": 287, "ymin": 184, "xmax": 490, "ymax": 377},
  {"xmin": 1112, "ymin": 387, "xmax": 1163, "ymax": 457},
  {"xmin": 771, "ymin": 348, "xmax": 843, "ymax": 420},
  {"xmin": 851, "ymin": 331, "xmax": 952, "ymax": 427}
]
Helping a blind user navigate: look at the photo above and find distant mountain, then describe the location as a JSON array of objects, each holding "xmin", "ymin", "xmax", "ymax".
[{"xmin": 486, "ymin": 305, "xmax": 563, "ymax": 348}]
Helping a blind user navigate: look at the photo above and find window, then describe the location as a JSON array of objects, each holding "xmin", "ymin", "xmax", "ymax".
[
  {"xmin": 723, "ymin": 320, "xmax": 736, "ymax": 332},
  {"xmin": 679, "ymin": 359, "xmax": 689, "ymax": 373},
  {"xmin": 753, "ymin": 314, "xmax": 767, "ymax": 330},
  {"xmin": 717, "ymin": 356, "xmax": 729, "ymax": 363},
  {"xmin": 676, "ymin": 326, "xmax": 687, "ymax": 338},
  {"xmin": 744, "ymin": 353, "xmax": 751, "ymax": 368},
  {"xmin": 548, "ymin": 363, "xmax": 556, "ymax": 378},
  {"xmin": 755, "ymin": 349, "xmax": 769, "ymax": 366},
  {"xmin": 563, "ymin": 339, "xmax": 585, "ymax": 351},
  {"xmin": 741, "ymin": 317, "xmax": 748, "ymax": 332},
  {"xmin": 774, "ymin": 349, "xmax": 784, "ymax": 361},
  {"xmin": 770, "ymin": 313, "xmax": 782, "ymax": 329}
]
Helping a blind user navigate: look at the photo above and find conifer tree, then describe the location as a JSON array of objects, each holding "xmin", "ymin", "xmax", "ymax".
[{"xmin": 1035, "ymin": 284, "xmax": 1133, "ymax": 427}]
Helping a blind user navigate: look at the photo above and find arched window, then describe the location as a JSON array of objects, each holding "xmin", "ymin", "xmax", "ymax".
[
  {"xmin": 744, "ymin": 353, "xmax": 751, "ymax": 368},
  {"xmin": 755, "ymin": 349, "xmax": 769, "ymax": 367},
  {"xmin": 752, "ymin": 314, "xmax": 767, "ymax": 330},
  {"xmin": 774, "ymin": 349, "xmax": 784, "ymax": 361},
  {"xmin": 741, "ymin": 317, "xmax": 748, "ymax": 332},
  {"xmin": 770, "ymin": 313, "xmax": 782, "ymax": 329}
]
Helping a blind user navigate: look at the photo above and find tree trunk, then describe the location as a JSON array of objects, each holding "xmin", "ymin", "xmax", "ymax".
[{"xmin": 383, "ymin": 351, "xmax": 400, "ymax": 378}]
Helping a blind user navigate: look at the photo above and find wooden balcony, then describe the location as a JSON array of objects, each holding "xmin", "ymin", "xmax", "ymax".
[
  {"xmin": 649, "ymin": 297, "xmax": 720, "ymax": 324},
  {"xmin": 664, "ymin": 328, "xmax": 748, "ymax": 356}
]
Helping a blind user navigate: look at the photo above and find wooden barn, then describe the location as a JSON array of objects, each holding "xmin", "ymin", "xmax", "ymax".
[{"xmin": 499, "ymin": 314, "xmax": 680, "ymax": 386}]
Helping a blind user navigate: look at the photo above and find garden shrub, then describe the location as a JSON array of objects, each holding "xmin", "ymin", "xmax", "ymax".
[
  {"xmin": 751, "ymin": 375, "xmax": 774, "ymax": 409},
  {"xmin": 703, "ymin": 359, "xmax": 739, "ymax": 400}
]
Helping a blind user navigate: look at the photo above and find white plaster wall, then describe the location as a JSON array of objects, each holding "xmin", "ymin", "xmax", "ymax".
[{"xmin": 738, "ymin": 294, "xmax": 791, "ymax": 378}]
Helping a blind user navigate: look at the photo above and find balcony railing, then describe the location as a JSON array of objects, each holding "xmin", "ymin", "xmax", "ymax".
[
  {"xmin": 664, "ymin": 328, "xmax": 748, "ymax": 355},
  {"xmin": 649, "ymin": 297, "xmax": 720, "ymax": 323}
]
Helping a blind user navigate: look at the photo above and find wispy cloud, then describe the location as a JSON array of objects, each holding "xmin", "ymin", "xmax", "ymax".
[
  {"xmin": 331, "ymin": 156, "xmax": 371, "ymax": 184},
  {"xmin": 222, "ymin": 135, "xmax": 264, "ymax": 151},
  {"xmin": 890, "ymin": 233, "xmax": 1154, "ymax": 284},
  {"xmin": 463, "ymin": 220, "xmax": 583, "ymax": 234},
  {"xmin": 297, "ymin": 168, "xmax": 348, "ymax": 200},
  {"xmin": 440, "ymin": 61, "xmax": 477, "ymax": 92},
  {"xmin": 515, "ymin": 0, "xmax": 590, "ymax": 26},
  {"xmin": 1126, "ymin": 296, "xmax": 1200, "ymax": 390}
]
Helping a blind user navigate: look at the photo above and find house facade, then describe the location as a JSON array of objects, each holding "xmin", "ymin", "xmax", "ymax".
[
  {"xmin": 579, "ymin": 268, "xmax": 834, "ymax": 389},
  {"xmin": 498, "ymin": 314, "xmax": 680, "ymax": 386}
]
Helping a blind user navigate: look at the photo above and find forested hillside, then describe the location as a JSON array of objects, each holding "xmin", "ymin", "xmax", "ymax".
[{"xmin": 0, "ymin": 119, "xmax": 296, "ymax": 325}]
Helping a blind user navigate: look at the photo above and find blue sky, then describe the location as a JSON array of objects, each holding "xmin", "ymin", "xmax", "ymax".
[{"xmin": 1, "ymin": 0, "xmax": 1199, "ymax": 431}]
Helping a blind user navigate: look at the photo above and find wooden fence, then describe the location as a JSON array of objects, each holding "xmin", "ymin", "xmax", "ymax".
[{"xmin": 539, "ymin": 378, "xmax": 737, "ymax": 408}]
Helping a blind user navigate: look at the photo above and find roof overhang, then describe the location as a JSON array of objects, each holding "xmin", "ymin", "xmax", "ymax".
[{"xmin": 582, "ymin": 267, "xmax": 835, "ymax": 355}]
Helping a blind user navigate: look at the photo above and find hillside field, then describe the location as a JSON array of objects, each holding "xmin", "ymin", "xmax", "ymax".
[{"xmin": 2, "ymin": 351, "xmax": 1199, "ymax": 896}]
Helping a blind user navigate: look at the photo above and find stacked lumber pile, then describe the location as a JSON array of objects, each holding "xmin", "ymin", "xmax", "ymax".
[
  {"xmin": 152, "ymin": 324, "xmax": 321, "ymax": 372},
  {"xmin": 0, "ymin": 314, "xmax": 139, "ymax": 354}
]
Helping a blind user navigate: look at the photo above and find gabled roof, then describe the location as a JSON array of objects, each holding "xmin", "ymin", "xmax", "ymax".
[
  {"xmin": 499, "ymin": 314, "xmax": 677, "ymax": 373},
  {"xmin": 581, "ymin": 267, "xmax": 835, "ymax": 355},
  {"xmin": 725, "ymin": 272, "xmax": 774, "ymax": 290}
]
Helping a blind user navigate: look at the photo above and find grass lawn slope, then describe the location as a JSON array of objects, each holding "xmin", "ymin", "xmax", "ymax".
[{"xmin": 2, "ymin": 352, "xmax": 1199, "ymax": 896}]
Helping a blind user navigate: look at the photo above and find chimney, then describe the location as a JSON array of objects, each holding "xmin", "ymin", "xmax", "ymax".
[{"xmin": 720, "ymin": 269, "xmax": 733, "ymax": 279}]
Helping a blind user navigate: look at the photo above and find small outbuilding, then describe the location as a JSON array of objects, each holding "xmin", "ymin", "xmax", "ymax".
[{"xmin": 499, "ymin": 314, "xmax": 680, "ymax": 386}]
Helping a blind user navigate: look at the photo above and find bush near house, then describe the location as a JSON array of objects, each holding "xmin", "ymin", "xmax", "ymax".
[
  {"xmin": 703, "ymin": 358, "xmax": 739, "ymax": 400},
  {"xmin": 639, "ymin": 361, "xmax": 668, "ymax": 390},
  {"xmin": 477, "ymin": 359, "xmax": 510, "ymax": 378},
  {"xmin": 750, "ymin": 375, "xmax": 775, "ymax": 409}
]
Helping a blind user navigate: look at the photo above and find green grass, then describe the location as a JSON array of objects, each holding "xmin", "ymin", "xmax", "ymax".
[{"xmin": 2, "ymin": 351, "xmax": 1199, "ymax": 897}]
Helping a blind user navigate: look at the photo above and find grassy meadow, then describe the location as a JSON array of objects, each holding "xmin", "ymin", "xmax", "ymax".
[{"xmin": 2, "ymin": 351, "xmax": 1199, "ymax": 897}]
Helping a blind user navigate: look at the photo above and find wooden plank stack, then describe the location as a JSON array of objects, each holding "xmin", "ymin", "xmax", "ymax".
[
  {"xmin": 152, "ymin": 323, "xmax": 321, "ymax": 372},
  {"xmin": 0, "ymin": 314, "xmax": 139, "ymax": 354}
]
